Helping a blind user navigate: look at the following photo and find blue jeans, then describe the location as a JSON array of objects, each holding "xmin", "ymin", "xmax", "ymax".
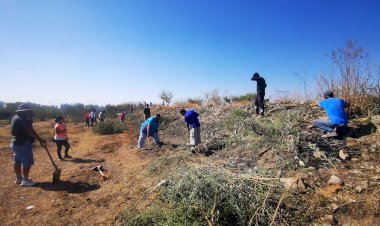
[
  {"xmin": 138, "ymin": 132, "xmax": 159, "ymax": 148},
  {"xmin": 313, "ymin": 119, "xmax": 335, "ymax": 133}
]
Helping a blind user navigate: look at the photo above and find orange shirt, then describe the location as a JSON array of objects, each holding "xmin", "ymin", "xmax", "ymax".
[{"xmin": 54, "ymin": 123, "xmax": 67, "ymax": 140}]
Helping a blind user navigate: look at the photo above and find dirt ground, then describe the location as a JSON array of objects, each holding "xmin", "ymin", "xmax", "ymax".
[
  {"xmin": 0, "ymin": 120, "xmax": 159, "ymax": 225},
  {"xmin": 0, "ymin": 104, "xmax": 379, "ymax": 225}
]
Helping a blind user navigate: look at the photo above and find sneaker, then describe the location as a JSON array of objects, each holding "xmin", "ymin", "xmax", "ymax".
[
  {"xmin": 64, "ymin": 155, "xmax": 72, "ymax": 158},
  {"xmin": 15, "ymin": 178, "xmax": 22, "ymax": 184},
  {"xmin": 321, "ymin": 131, "xmax": 338, "ymax": 138},
  {"xmin": 21, "ymin": 179, "xmax": 36, "ymax": 187},
  {"xmin": 58, "ymin": 157, "xmax": 64, "ymax": 161}
]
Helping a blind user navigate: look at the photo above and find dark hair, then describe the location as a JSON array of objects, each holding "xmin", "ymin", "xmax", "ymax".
[
  {"xmin": 156, "ymin": 114, "xmax": 161, "ymax": 118},
  {"xmin": 180, "ymin": 109, "xmax": 186, "ymax": 114},
  {"xmin": 55, "ymin": 116, "xmax": 64, "ymax": 123},
  {"xmin": 253, "ymin": 72, "xmax": 260, "ymax": 78}
]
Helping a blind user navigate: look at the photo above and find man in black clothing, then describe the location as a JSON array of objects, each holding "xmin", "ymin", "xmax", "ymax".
[
  {"xmin": 251, "ymin": 72, "xmax": 267, "ymax": 116},
  {"xmin": 143, "ymin": 104, "xmax": 151, "ymax": 121}
]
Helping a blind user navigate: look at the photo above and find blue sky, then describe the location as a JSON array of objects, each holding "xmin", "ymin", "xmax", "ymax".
[{"xmin": 1, "ymin": 0, "xmax": 379, "ymax": 105}]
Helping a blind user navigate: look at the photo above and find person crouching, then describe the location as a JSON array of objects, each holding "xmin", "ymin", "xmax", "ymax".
[{"xmin": 138, "ymin": 114, "xmax": 161, "ymax": 149}]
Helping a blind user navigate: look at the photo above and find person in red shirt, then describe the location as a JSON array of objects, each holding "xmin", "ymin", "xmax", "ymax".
[
  {"xmin": 85, "ymin": 111, "xmax": 90, "ymax": 128},
  {"xmin": 54, "ymin": 116, "xmax": 71, "ymax": 160}
]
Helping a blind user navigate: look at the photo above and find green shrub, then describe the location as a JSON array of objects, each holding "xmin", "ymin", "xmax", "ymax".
[
  {"xmin": 92, "ymin": 120, "xmax": 125, "ymax": 135},
  {"xmin": 231, "ymin": 93, "xmax": 256, "ymax": 102}
]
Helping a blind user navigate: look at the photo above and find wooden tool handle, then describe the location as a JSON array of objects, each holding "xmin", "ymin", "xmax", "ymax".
[{"xmin": 44, "ymin": 146, "xmax": 59, "ymax": 170}]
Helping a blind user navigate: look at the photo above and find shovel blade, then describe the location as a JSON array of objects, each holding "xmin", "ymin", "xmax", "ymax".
[{"xmin": 52, "ymin": 168, "xmax": 61, "ymax": 184}]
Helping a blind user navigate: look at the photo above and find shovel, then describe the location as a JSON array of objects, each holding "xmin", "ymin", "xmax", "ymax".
[{"xmin": 43, "ymin": 146, "xmax": 61, "ymax": 184}]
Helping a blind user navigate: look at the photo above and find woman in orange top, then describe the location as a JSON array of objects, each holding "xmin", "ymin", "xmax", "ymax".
[{"xmin": 54, "ymin": 116, "xmax": 71, "ymax": 160}]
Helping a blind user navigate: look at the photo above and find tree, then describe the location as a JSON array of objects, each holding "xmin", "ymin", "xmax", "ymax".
[
  {"xmin": 318, "ymin": 40, "xmax": 379, "ymax": 115},
  {"xmin": 159, "ymin": 90, "xmax": 174, "ymax": 106}
]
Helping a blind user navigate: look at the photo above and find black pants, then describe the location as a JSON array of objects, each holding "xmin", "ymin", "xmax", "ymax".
[
  {"xmin": 55, "ymin": 139, "xmax": 70, "ymax": 158},
  {"xmin": 91, "ymin": 118, "xmax": 97, "ymax": 127},
  {"xmin": 255, "ymin": 93, "xmax": 265, "ymax": 115}
]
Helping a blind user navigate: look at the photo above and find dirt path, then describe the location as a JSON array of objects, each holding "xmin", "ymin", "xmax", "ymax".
[{"xmin": 0, "ymin": 121, "xmax": 157, "ymax": 225}]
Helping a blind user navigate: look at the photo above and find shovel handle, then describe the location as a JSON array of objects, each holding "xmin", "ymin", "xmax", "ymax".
[{"xmin": 43, "ymin": 146, "xmax": 59, "ymax": 170}]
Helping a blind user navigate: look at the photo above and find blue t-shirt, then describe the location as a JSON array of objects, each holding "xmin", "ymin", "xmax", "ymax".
[
  {"xmin": 140, "ymin": 116, "xmax": 159, "ymax": 134},
  {"xmin": 184, "ymin": 109, "xmax": 200, "ymax": 129},
  {"xmin": 319, "ymin": 98, "xmax": 348, "ymax": 125}
]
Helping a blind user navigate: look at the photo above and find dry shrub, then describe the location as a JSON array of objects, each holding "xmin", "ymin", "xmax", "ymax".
[
  {"xmin": 318, "ymin": 40, "xmax": 380, "ymax": 115},
  {"xmin": 204, "ymin": 89, "xmax": 222, "ymax": 107}
]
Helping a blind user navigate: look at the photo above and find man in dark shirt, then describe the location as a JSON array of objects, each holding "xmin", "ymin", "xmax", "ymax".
[
  {"xmin": 11, "ymin": 104, "xmax": 46, "ymax": 187},
  {"xmin": 180, "ymin": 109, "xmax": 201, "ymax": 149},
  {"xmin": 251, "ymin": 72, "xmax": 267, "ymax": 116},
  {"xmin": 143, "ymin": 104, "xmax": 151, "ymax": 120}
]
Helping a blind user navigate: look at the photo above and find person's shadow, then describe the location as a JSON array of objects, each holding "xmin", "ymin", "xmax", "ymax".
[
  {"xmin": 63, "ymin": 158, "xmax": 105, "ymax": 164},
  {"xmin": 347, "ymin": 122, "xmax": 377, "ymax": 138},
  {"xmin": 35, "ymin": 181, "xmax": 100, "ymax": 193}
]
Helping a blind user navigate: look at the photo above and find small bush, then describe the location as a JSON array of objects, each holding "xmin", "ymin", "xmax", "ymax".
[
  {"xmin": 231, "ymin": 93, "xmax": 256, "ymax": 102},
  {"xmin": 186, "ymin": 98, "xmax": 203, "ymax": 106},
  {"xmin": 92, "ymin": 120, "xmax": 125, "ymax": 135}
]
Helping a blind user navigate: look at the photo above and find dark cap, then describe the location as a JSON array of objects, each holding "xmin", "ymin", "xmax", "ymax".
[{"xmin": 323, "ymin": 90, "xmax": 334, "ymax": 98}]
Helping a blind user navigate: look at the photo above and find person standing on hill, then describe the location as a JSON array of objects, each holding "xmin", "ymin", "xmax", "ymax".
[
  {"xmin": 99, "ymin": 110, "xmax": 105, "ymax": 122},
  {"xmin": 85, "ymin": 111, "xmax": 90, "ymax": 128},
  {"xmin": 10, "ymin": 104, "xmax": 47, "ymax": 187},
  {"xmin": 143, "ymin": 104, "xmax": 151, "ymax": 120},
  {"xmin": 138, "ymin": 114, "xmax": 161, "ymax": 149},
  {"xmin": 89, "ymin": 110, "xmax": 97, "ymax": 127},
  {"xmin": 251, "ymin": 72, "xmax": 267, "ymax": 116},
  {"xmin": 309, "ymin": 91, "xmax": 349, "ymax": 138},
  {"xmin": 54, "ymin": 116, "xmax": 71, "ymax": 160},
  {"xmin": 119, "ymin": 109, "xmax": 126, "ymax": 124},
  {"xmin": 180, "ymin": 109, "xmax": 201, "ymax": 149}
]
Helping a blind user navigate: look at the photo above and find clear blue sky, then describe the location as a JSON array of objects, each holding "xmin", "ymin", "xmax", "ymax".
[{"xmin": 1, "ymin": 0, "xmax": 379, "ymax": 105}]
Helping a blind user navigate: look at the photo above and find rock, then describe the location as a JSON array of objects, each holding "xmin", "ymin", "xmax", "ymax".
[
  {"xmin": 280, "ymin": 177, "xmax": 306, "ymax": 191},
  {"xmin": 299, "ymin": 160, "xmax": 306, "ymax": 167},
  {"xmin": 321, "ymin": 214, "xmax": 334, "ymax": 225},
  {"xmin": 313, "ymin": 151, "xmax": 324, "ymax": 158},
  {"xmin": 361, "ymin": 180, "xmax": 369, "ymax": 189},
  {"xmin": 26, "ymin": 205, "xmax": 35, "ymax": 210},
  {"xmin": 327, "ymin": 175, "xmax": 343, "ymax": 185},
  {"xmin": 355, "ymin": 186, "xmax": 362, "ymax": 193},
  {"xmin": 330, "ymin": 203, "xmax": 339, "ymax": 212},
  {"xmin": 339, "ymin": 149, "xmax": 349, "ymax": 160}
]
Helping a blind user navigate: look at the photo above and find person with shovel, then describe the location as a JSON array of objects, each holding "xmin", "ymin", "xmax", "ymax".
[
  {"xmin": 180, "ymin": 109, "xmax": 201, "ymax": 149},
  {"xmin": 308, "ymin": 91, "xmax": 349, "ymax": 138},
  {"xmin": 138, "ymin": 114, "xmax": 161, "ymax": 149},
  {"xmin": 10, "ymin": 104, "xmax": 47, "ymax": 187},
  {"xmin": 251, "ymin": 72, "xmax": 267, "ymax": 116},
  {"xmin": 54, "ymin": 116, "xmax": 71, "ymax": 160}
]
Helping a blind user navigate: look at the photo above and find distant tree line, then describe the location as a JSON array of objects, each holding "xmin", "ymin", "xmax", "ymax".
[{"xmin": 0, "ymin": 102, "xmax": 147, "ymax": 122}]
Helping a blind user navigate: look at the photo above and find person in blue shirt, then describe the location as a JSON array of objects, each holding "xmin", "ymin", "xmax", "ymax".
[
  {"xmin": 310, "ymin": 91, "xmax": 349, "ymax": 138},
  {"xmin": 180, "ymin": 109, "xmax": 201, "ymax": 148},
  {"xmin": 138, "ymin": 114, "xmax": 161, "ymax": 149}
]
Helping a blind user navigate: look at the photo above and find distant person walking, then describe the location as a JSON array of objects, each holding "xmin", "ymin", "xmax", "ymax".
[
  {"xmin": 119, "ymin": 109, "xmax": 126, "ymax": 124},
  {"xmin": 130, "ymin": 105, "xmax": 134, "ymax": 115},
  {"xmin": 180, "ymin": 109, "xmax": 201, "ymax": 148},
  {"xmin": 54, "ymin": 116, "xmax": 71, "ymax": 160},
  {"xmin": 143, "ymin": 104, "xmax": 151, "ymax": 120},
  {"xmin": 85, "ymin": 111, "xmax": 90, "ymax": 128},
  {"xmin": 99, "ymin": 110, "xmax": 105, "ymax": 122},
  {"xmin": 309, "ymin": 91, "xmax": 349, "ymax": 138},
  {"xmin": 10, "ymin": 104, "xmax": 47, "ymax": 187},
  {"xmin": 89, "ymin": 110, "xmax": 97, "ymax": 127},
  {"xmin": 138, "ymin": 114, "xmax": 161, "ymax": 149},
  {"xmin": 251, "ymin": 72, "xmax": 267, "ymax": 116}
]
